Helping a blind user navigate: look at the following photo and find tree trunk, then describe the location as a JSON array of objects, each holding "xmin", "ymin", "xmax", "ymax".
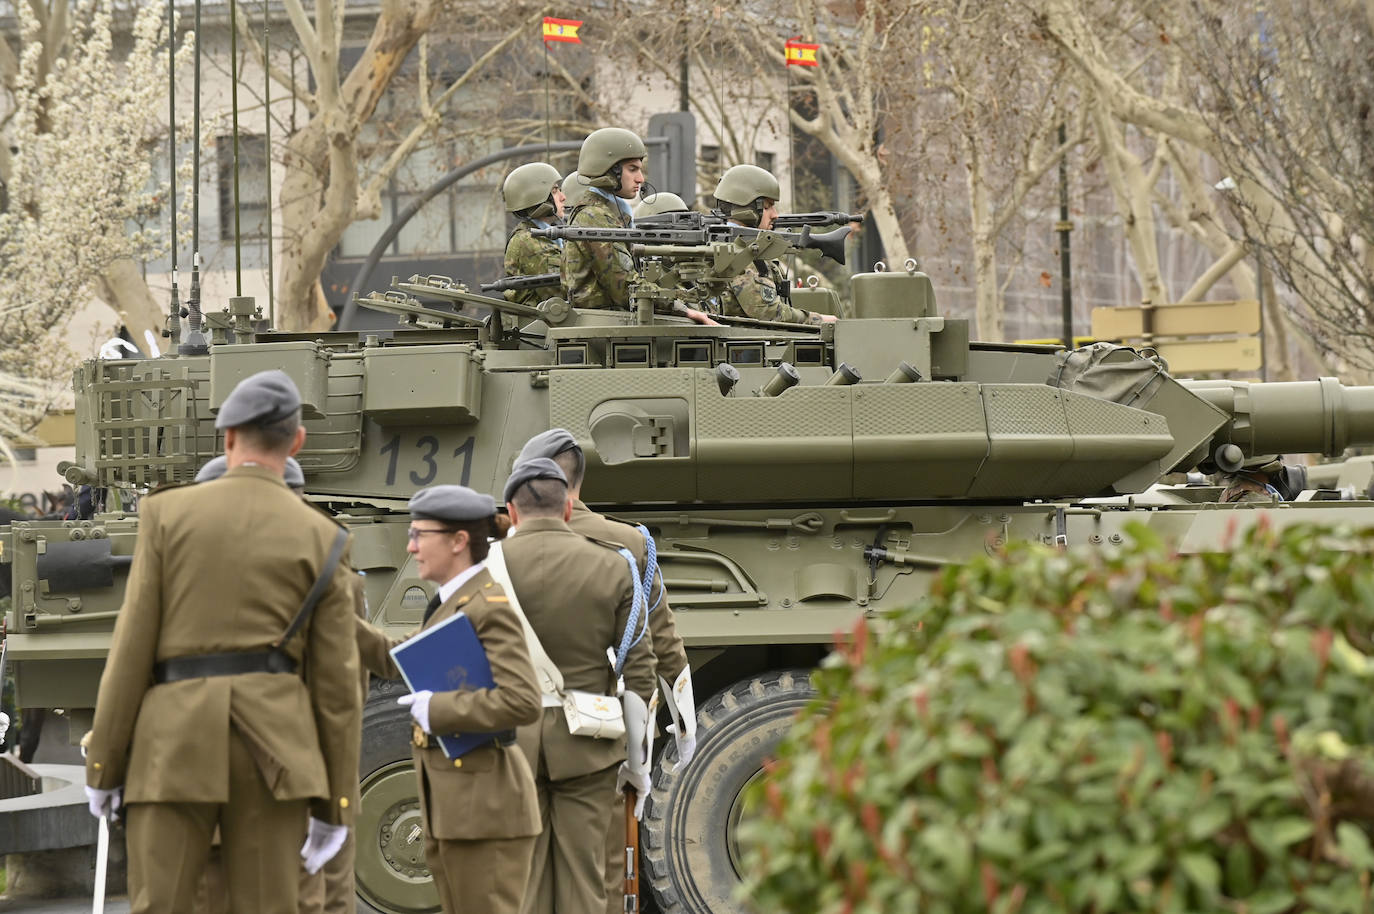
[
  {"xmin": 273, "ymin": 1, "xmax": 442, "ymax": 331},
  {"xmin": 95, "ymin": 259, "xmax": 165, "ymax": 356},
  {"xmin": 966, "ymin": 147, "xmax": 1004, "ymax": 341}
]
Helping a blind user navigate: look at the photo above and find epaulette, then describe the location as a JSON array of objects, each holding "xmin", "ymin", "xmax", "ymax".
[
  {"xmin": 581, "ymin": 532, "xmax": 630, "ymax": 553},
  {"xmin": 143, "ymin": 481, "xmax": 189, "ymax": 499}
]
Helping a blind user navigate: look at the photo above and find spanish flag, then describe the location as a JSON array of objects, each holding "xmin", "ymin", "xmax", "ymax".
[
  {"xmin": 543, "ymin": 17, "xmax": 583, "ymax": 44},
  {"xmin": 785, "ymin": 38, "xmax": 819, "ymax": 67}
]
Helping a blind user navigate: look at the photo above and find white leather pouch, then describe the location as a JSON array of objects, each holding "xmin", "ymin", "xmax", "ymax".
[{"xmin": 561, "ymin": 690, "xmax": 627, "ymax": 740}]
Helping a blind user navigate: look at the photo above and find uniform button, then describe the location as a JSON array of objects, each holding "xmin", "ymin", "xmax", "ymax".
[
  {"xmin": 339, "ymin": 797, "xmax": 349, "ymax": 809},
  {"xmin": 92, "ymin": 762, "xmax": 102, "ymax": 770},
  {"xmin": 453, "ymin": 759, "xmax": 463, "ymax": 769}
]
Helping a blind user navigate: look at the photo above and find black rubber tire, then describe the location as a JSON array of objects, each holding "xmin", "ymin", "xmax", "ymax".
[
  {"xmin": 642, "ymin": 669, "xmax": 817, "ymax": 914},
  {"xmin": 356, "ymin": 680, "xmax": 440, "ymax": 914}
]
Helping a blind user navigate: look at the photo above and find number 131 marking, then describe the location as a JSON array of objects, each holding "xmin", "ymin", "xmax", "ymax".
[{"xmin": 379, "ymin": 435, "xmax": 475, "ymax": 487}]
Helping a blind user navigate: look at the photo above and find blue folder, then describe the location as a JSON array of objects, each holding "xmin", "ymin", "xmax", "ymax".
[{"xmin": 389, "ymin": 611, "xmax": 499, "ymax": 760}]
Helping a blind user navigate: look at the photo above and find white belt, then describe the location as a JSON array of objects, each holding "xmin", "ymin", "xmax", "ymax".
[{"xmin": 541, "ymin": 693, "xmax": 563, "ymax": 709}]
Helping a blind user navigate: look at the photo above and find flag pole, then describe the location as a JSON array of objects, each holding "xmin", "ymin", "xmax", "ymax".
[
  {"xmin": 785, "ymin": 39, "xmax": 796, "ymax": 211},
  {"xmin": 544, "ymin": 38, "xmax": 552, "ymax": 161}
]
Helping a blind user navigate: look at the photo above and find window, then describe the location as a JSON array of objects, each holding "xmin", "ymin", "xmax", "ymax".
[
  {"xmin": 755, "ymin": 151, "xmax": 776, "ymax": 173},
  {"xmin": 217, "ymin": 135, "xmax": 269, "ymax": 241}
]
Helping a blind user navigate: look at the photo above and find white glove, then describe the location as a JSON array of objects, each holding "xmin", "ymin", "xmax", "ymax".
[
  {"xmin": 300, "ymin": 817, "xmax": 349, "ymax": 874},
  {"xmin": 85, "ymin": 785, "xmax": 123, "ymax": 821},
  {"xmin": 617, "ymin": 762, "xmax": 652, "ymax": 820},
  {"xmin": 619, "ymin": 691, "xmax": 653, "ymax": 820},
  {"xmin": 398, "ymin": 690, "xmax": 432, "ymax": 734},
  {"xmin": 0, "ymin": 711, "xmax": 9, "ymax": 745}
]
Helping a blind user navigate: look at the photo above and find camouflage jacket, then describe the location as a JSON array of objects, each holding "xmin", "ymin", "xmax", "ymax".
[
  {"xmin": 562, "ymin": 192, "xmax": 636, "ymax": 310},
  {"xmin": 720, "ymin": 259, "xmax": 822, "ymax": 325},
  {"xmin": 503, "ymin": 221, "xmax": 563, "ymax": 307}
]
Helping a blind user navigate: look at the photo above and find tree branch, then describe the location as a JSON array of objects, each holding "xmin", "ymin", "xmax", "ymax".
[
  {"xmin": 232, "ymin": 3, "xmax": 318, "ymax": 114},
  {"xmin": 361, "ymin": 17, "xmax": 532, "ymax": 206}
]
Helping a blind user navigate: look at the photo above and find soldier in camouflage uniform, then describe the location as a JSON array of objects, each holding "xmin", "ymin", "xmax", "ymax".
[
  {"xmin": 502, "ymin": 163, "xmax": 566, "ymax": 308},
  {"xmin": 561, "ymin": 128, "xmax": 646, "ymax": 310},
  {"xmin": 562, "ymin": 170, "xmax": 592, "ymax": 218},
  {"xmin": 712, "ymin": 164, "xmax": 836, "ymax": 326}
]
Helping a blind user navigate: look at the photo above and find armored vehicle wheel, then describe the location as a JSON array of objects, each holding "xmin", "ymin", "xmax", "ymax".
[
  {"xmin": 642, "ymin": 669, "xmax": 817, "ymax": 913},
  {"xmin": 356, "ymin": 680, "xmax": 440, "ymax": 914}
]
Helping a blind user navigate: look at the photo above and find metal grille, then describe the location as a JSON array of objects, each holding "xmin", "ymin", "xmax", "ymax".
[{"xmin": 92, "ymin": 364, "xmax": 205, "ymax": 488}]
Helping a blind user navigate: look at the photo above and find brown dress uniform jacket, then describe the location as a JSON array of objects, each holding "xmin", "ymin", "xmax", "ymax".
[
  {"xmin": 85, "ymin": 464, "xmax": 362, "ymax": 826},
  {"xmin": 503, "ymin": 516, "xmax": 657, "ymax": 781},
  {"xmin": 354, "ymin": 566, "xmax": 543, "ymax": 840},
  {"xmin": 568, "ymin": 500, "xmax": 687, "ymax": 686}
]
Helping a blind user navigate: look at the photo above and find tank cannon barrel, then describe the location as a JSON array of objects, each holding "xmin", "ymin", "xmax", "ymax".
[{"xmin": 1182, "ymin": 378, "xmax": 1374, "ymax": 461}]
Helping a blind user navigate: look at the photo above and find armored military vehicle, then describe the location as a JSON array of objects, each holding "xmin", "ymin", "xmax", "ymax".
[{"xmin": 6, "ymin": 259, "xmax": 1374, "ymax": 914}]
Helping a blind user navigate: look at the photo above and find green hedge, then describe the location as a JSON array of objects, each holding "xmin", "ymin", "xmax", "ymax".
[{"xmin": 740, "ymin": 521, "xmax": 1374, "ymax": 914}]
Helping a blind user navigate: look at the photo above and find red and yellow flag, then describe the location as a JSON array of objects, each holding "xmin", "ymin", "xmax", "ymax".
[
  {"xmin": 785, "ymin": 38, "xmax": 819, "ymax": 67},
  {"xmin": 543, "ymin": 17, "xmax": 583, "ymax": 44}
]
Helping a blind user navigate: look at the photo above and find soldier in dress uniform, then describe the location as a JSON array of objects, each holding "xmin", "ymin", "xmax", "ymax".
[
  {"xmin": 713, "ymin": 163, "xmax": 836, "ymax": 325},
  {"xmin": 83, "ymin": 369, "xmax": 362, "ymax": 914},
  {"xmin": 562, "ymin": 127, "xmax": 647, "ymax": 310},
  {"xmin": 353, "ymin": 485, "xmax": 542, "ymax": 914},
  {"xmin": 495, "ymin": 459, "xmax": 657, "ymax": 914},
  {"xmin": 514, "ymin": 429, "xmax": 696, "ymax": 914},
  {"xmin": 501, "ymin": 162, "xmax": 567, "ymax": 309},
  {"xmin": 192, "ymin": 453, "xmax": 358, "ymax": 914}
]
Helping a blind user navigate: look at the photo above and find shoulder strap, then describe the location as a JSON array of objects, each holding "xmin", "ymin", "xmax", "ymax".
[
  {"xmin": 274, "ymin": 526, "xmax": 349, "ymax": 649},
  {"xmin": 486, "ymin": 542, "xmax": 565, "ymax": 696}
]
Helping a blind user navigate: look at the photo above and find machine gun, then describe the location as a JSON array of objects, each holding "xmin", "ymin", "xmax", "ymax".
[
  {"xmin": 532, "ymin": 223, "xmax": 852, "ymax": 266},
  {"xmin": 479, "ymin": 272, "xmax": 561, "ymax": 295},
  {"xmin": 633, "ymin": 210, "xmax": 863, "ymax": 231}
]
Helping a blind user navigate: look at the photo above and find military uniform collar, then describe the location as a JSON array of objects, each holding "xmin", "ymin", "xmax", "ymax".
[
  {"xmin": 437, "ymin": 561, "xmax": 486, "ymax": 605},
  {"xmin": 571, "ymin": 499, "xmax": 593, "ymax": 516},
  {"xmin": 512, "ymin": 516, "xmax": 572, "ymax": 535},
  {"xmin": 224, "ymin": 463, "xmax": 289, "ymax": 487},
  {"xmin": 588, "ymin": 187, "xmax": 634, "ymax": 221}
]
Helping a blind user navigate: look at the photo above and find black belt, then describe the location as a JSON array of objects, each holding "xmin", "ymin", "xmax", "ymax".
[
  {"xmin": 153, "ymin": 650, "xmax": 297, "ymax": 684},
  {"xmin": 414, "ymin": 728, "xmax": 517, "ymax": 751}
]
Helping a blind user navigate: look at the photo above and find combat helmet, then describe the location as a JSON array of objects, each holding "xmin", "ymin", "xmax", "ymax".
[
  {"xmin": 634, "ymin": 191, "xmax": 689, "ymax": 220},
  {"xmin": 578, "ymin": 127, "xmax": 647, "ymax": 190},
  {"xmin": 503, "ymin": 162, "xmax": 562, "ymax": 218},
  {"xmin": 713, "ymin": 163, "xmax": 781, "ymax": 228},
  {"xmin": 563, "ymin": 171, "xmax": 593, "ymax": 211}
]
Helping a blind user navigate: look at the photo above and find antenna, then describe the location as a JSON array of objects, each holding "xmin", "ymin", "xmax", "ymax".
[
  {"xmin": 163, "ymin": 0, "xmax": 181, "ymax": 353},
  {"xmin": 264, "ymin": 0, "xmax": 274, "ymax": 328},
  {"xmin": 229, "ymin": 0, "xmax": 242, "ymax": 297},
  {"xmin": 180, "ymin": 0, "xmax": 208, "ymax": 355}
]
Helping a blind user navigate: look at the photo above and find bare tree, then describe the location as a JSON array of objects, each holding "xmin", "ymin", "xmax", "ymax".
[
  {"xmin": 1035, "ymin": 0, "xmax": 1364, "ymax": 375},
  {"xmin": 1182, "ymin": 0, "xmax": 1374, "ymax": 367}
]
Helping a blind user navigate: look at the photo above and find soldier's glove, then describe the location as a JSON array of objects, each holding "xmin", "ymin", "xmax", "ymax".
[
  {"xmin": 617, "ymin": 763, "xmax": 651, "ymax": 819},
  {"xmin": 398, "ymin": 690, "xmax": 433, "ymax": 734},
  {"xmin": 0, "ymin": 711, "xmax": 8, "ymax": 745},
  {"xmin": 84, "ymin": 785, "xmax": 122, "ymax": 822},
  {"xmin": 300, "ymin": 818, "xmax": 349, "ymax": 874},
  {"xmin": 618, "ymin": 691, "xmax": 653, "ymax": 820},
  {"xmin": 661, "ymin": 669, "xmax": 698, "ymax": 772}
]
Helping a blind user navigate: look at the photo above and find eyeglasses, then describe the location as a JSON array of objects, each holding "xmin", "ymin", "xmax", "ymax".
[{"xmin": 407, "ymin": 527, "xmax": 455, "ymax": 543}]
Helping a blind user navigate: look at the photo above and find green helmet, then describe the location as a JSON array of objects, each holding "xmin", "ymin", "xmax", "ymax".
[
  {"xmin": 562, "ymin": 171, "xmax": 593, "ymax": 211},
  {"xmin": 578, "ymin": 127, "xmax": 647, "ymax": 189},
  {"xmin": 633, "ymin": 191, "xmax": 688, "ymax": 219},
  {"xmin": 714, "ymin": 164, "xmax": 781, "ymax": 208},
  {"xmin": 503, "ymin": 162, "xmax": 562, "ymax": 215}
]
